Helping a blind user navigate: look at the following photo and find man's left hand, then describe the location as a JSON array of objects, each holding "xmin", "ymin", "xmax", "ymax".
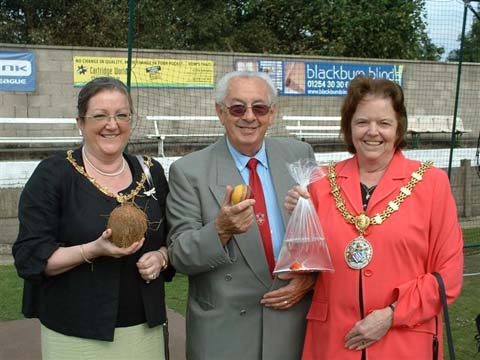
[{"xmin": 260, "ymin": 272, "xmax": 316, "ymax": 310}]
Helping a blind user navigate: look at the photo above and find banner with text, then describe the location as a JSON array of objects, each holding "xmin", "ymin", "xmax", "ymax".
[
  {"xmin": 235, "ymin": 59, "xmax": 284, "ymax": 93},
  {"xmin": 0, "ymin": 51, "xmax": 36, "ymax": 92},
  {"xmin": 235, "ymin": 59, "xmax": 404, "ymax": 96},
  {"xmin": 74, "ymin": 56, "xmax": 214, "ymax": 88}
]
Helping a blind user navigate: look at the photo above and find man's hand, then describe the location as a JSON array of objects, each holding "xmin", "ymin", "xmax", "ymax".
[
  {"xmin": 260, "ymin": 272, "xmax": 316, "ymax": 310},
  {"xmin": 215, "ymin": 185, "xmax": 256, "ymax": 245},
  {"xmin": 344, "ymin": 307, "xmax": 394, "ymax": 350}
]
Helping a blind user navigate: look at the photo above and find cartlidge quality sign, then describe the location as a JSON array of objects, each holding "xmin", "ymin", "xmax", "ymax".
[{"xmin": 0, "ymin": 52, "xmax": 36, "ymax": 92}]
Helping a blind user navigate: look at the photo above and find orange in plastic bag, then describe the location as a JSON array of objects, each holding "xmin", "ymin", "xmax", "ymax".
[{"xmin": 274, "ymin": 159, "xmax": 334, "ymax": 274}]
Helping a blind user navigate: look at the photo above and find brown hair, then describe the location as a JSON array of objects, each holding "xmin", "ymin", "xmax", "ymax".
[
  {"xmin": 77, "ymin": 77, "xmax": 133, "ymax": 119},
  {"xmin": 340, "ymin": 76, "xmax": 407, "ymax": 154}
]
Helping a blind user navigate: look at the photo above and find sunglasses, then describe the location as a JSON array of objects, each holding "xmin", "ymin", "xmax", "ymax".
[{"xmin": 223, "ymin": 103, "xmax": 271, "ymax": 117}]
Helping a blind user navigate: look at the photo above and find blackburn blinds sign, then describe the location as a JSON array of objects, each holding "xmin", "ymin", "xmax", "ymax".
[
  {"xmin": 300, "ymin": 62, "xmax": 404, "ymax": 96},
  {"xmin": 235, "ymin": 59, "xmax": 404, "ymax": 96},
  {"xmin": 0, "ymin": 51, "xmax": 36, "ymax": 92}
]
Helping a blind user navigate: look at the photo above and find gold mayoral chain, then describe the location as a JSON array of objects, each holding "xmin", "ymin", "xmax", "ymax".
[
  {"xmin": 327, "ymin": 160, "xmax": 433, "ymax": 270},
  {"xmin": 67, "ymin": 150, "xmax": 150, "ymax": 204}
]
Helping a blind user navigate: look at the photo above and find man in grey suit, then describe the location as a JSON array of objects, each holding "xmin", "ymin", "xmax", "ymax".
[{"xmin": 167, "ymin": 71, "xmax": 316, "ymax": 360}]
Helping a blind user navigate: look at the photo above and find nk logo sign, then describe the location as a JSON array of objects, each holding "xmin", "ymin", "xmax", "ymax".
[
  {"xmin": 0, "ymin": 61, "xmax": 32, "ymax": 76},
  {"xmin": 0, "ymin": 52, "xmax": 36, "ymax": 91}
]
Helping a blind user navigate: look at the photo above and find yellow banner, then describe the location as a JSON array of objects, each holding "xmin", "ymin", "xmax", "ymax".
[{"xmin": 73, "ymin": 56, "xmax": 214, "ymax": 88}]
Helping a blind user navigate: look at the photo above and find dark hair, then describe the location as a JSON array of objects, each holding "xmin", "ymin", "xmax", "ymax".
[
  {"xmin": 340, "ymin": 76, "xmax": 407, "ymax": 154},
  {"xmin": 77, "ymin": 77, "xmax": 133, "ymax": 118}
]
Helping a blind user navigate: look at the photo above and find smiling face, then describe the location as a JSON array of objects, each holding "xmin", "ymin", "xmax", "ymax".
[
  {"xmin": 77, "ymin": 89, "xmax": 131, "ymax": 160},
  {"xmin": 215, "ymin": 77, "xmax": 276, "ymax": 156},
  {"xmin": 351, "ymin": 95, "xmax": 399, "ymax": 167}
]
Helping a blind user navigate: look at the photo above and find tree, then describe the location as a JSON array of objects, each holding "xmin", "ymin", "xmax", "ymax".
[
  {"xmin": 0, "ymin": 0, "xmax": 129, "ymax": 47},
  {"xmin": 1, "ymin": 0, "xmax": 443, "ymax": 61},
  {"xmin": 134, "ymin": 0, "xmax": 443, "ymax": 60},
  {"xmin": 226, "ymin": 0, "xmax": 443, "ymax": 60},
  {"xmin": 447, "ymin": 3, "xmax": 480, "ymax": 62},
  {"xmin": 134, "ymin": 0, "xmax": 233, "ymax": 51}
]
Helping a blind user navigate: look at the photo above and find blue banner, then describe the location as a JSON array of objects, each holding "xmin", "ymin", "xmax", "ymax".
[
  {"xmin": 235, "ymin": 59, "xmax": 404, "ymax": 97},
  {"xmin": 0, "ymin": 51, "xmax": 36, "ymax": 92},
  {"xmin": 286, "ymin": 61, "xmax": 404, "ymax": 96}
]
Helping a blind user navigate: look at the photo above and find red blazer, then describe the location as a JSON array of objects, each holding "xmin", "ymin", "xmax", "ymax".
[{"xmin": 303, "ymin": 151, "xmax": 463, "ymax": 360}]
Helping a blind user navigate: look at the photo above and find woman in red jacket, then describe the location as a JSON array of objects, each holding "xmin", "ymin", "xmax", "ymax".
[{"xmin": 286, "ymin": 76, "xmax": 463, "ymax": 359}]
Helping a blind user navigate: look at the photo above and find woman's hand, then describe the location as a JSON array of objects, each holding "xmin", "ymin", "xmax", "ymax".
[
  {"xmin": 44, "ymin": 229, "xmax": 144, "ymax": 276},
  {"xmin": 137, "ymin": 247, "xmax": 168, "ymax": 282},
  {"xmin": 87, "ymin": 228, "xmax": 144, "ymax": 259},
  {"xmin": 284, "ymin": 185, "xmax": 310, "ymax": 214},
  {"xmin": 344, "ymin": 306, "xmax": 394, "ymax": 350}
]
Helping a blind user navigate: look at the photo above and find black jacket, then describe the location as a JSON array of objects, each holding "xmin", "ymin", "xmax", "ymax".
[{"xmin": 13, "ymin": 149, "xmax": 174, "ymax": 341}]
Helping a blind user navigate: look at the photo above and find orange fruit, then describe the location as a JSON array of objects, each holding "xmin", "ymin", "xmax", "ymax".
[
  {"xmin": 289, "ymin": 262, "xmax": 303, "ymax": 271},
  {"xmin": 231, "ymin": 184, "xmax": 251, "ymax": 204}
]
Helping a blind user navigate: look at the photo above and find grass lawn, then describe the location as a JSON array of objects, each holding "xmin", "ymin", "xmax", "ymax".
[
  {"xmin": 165, "ymin": 272, "xmax": 188, "ymax": 316},
  {"xmin": 450, "ymin": 274, "xmax": 480, "ymax": 359},
  {"xmin": 463, "ymin": 227, "xmax": 480, "ymax": 246},
  {"xmin": 0, "ymin": 264, "xmax": 23, "ymax": 321},
  {"xmin": 1, "ymin": 234, "xmax": 479, "ymax": 358}
]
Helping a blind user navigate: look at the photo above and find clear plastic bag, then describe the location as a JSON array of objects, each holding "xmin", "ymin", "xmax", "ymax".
[{"xmin": 274, "ymin": 159, "xmax": 334, "ymax": 274}]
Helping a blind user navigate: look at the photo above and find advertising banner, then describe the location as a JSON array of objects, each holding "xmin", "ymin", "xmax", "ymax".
[
  {"xmin": 0, "ymin": 51, "xmax": 36, "ymax": 92},
  {"xmin": 236, "ymin": 59, "xmax": 284, "ymax": 93},
  {"xmin": 235, "ymin": 59, "xmax": 404, "ymax": 96},
  {"xmin": 74, "ymin": 56, "xmax": 214, "ymax": 88}
]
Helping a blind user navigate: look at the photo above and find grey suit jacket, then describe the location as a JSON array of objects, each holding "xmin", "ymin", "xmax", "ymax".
[{"xmin": 167, "ymin": 137, "xmax": 315, "ymax": 360}]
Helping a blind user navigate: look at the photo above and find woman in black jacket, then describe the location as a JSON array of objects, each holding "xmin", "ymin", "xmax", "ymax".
[{"xmin": 13, "ymin": 77, "xmax": 174, "ymax": 359}]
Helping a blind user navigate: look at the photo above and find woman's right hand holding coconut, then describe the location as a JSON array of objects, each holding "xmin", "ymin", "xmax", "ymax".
[
  {"xmin": 44, "ymin": 229, "xmax": 144, "ymax": 277},
  {"xmin": 85, "ymin": 228, "xmax": 145, "ymax": 259}
]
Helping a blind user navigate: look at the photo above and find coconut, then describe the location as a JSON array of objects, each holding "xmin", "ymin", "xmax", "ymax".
[{"xmin": 107, "ymin": 202, "xmax": 148, "ymax": 248}]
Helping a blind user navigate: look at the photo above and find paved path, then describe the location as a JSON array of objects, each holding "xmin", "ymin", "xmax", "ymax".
[{"xmin": 0, "ymin": 308, "xmax": 186, "ymax": 360}]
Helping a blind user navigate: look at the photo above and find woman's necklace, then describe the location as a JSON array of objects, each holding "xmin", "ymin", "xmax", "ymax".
[
  {"xmin": 360, "ymin": 183, "xmax": 376, "ymax": 201},
  {"xmin": 360, "ymin": 183, "xmax": 377, "ymax": 211},
  {"xmin": 82, "ymin": 146, "xmax": 126, "ymax": 177},
  {"xmin": 67, "ymin": 150, "xmax": 147, "ymax": 203},
  {"xmin": 328, "ymin": 160, "xmax": 433, "ymax": 270}
]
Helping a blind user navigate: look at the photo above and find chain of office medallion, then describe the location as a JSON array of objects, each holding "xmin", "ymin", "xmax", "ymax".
[
  {"xmin": 67, "ymin": 150, "xmax": 152, "ymax": 203},
  {"xmin": 328, "ymin": 160, "xmax": 433, "ymax": 226}
]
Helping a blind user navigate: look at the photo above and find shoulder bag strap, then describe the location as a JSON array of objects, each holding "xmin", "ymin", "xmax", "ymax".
[
  {"xmin": 432, "ymin": 271, "xmax": 456, "ymax": 360},
  {"xmin": 135, "ymin": 154, "xmax": 157, "ymax": 200},
  {"xmin": 135, "ymin": 154, "xmax": 153, "ymax": 187}
]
